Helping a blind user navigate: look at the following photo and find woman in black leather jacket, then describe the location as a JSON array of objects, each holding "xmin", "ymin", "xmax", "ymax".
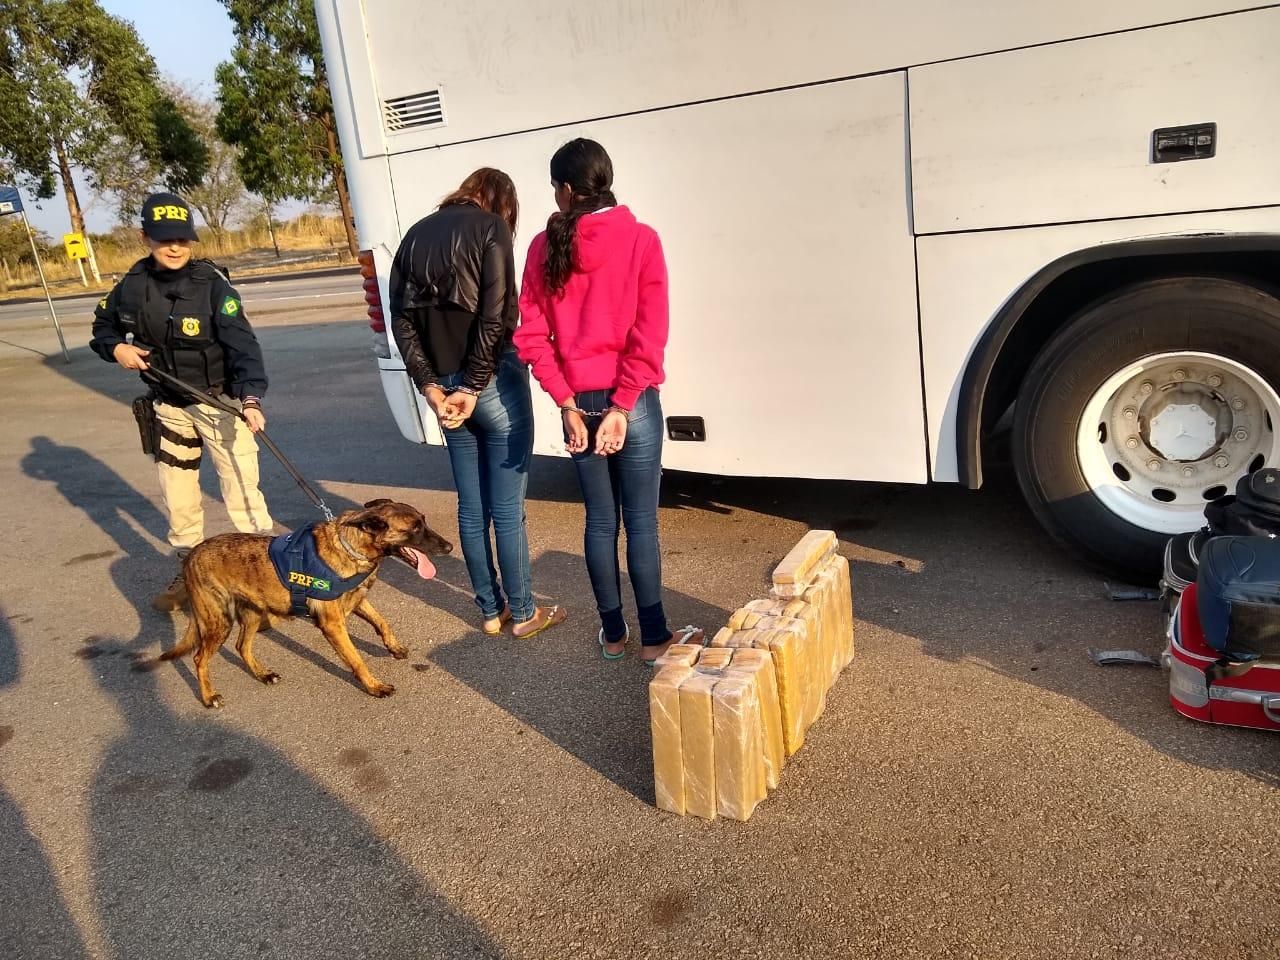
[{"xmin": 390, "ymin": 169, "xmax": 566, "ymax": 639}]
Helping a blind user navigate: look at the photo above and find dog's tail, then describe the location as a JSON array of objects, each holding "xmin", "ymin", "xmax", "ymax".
[{"xmin": 158, "ymin": 617, "xmax": 199, "ymax": 662}]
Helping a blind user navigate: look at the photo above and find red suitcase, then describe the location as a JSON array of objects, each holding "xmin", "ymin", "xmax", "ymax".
[{"xmin": 1168, "ymin": 583, "xmax": 1280, "ymax": 732}]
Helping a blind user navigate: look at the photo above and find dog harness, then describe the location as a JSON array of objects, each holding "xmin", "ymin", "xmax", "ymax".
[{"xmin": 268, "ymin": 524, "xmax": 374, "ymax": 616}]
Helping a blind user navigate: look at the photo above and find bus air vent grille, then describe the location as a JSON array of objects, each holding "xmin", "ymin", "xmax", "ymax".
[{"xmin": 383, "ymin": 89, "xmax": 446, "ymax": 133}]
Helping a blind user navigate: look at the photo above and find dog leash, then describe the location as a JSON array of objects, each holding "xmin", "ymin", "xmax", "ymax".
[{"xmin": 138, "ymin": 364, "xmax": 337, "ymax": 522}]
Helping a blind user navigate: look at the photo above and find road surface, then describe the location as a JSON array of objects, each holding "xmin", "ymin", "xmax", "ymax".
[{"xmin": 1, "ymin": 291, "xmax": 1276, "ymax": 960}]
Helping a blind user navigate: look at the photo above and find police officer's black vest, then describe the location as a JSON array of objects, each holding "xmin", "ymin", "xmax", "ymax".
[{"xmin": 116, "ymin": 259, "xmax": 227, "ymax": 395}]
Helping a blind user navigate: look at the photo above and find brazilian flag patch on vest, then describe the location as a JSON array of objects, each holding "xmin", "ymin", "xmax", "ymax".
[{"xmin": 220, "ymin": 295, "xmax": 241, "ymax": 317}]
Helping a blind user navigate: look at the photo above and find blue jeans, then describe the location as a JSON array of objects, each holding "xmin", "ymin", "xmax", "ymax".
[
  {"xmin": 439, "ymin": 347, "xmax": 535, "ymax": 621},
  {"xmin": 570, "ymin": 387, "xmax": 670, "ymax": 646}
]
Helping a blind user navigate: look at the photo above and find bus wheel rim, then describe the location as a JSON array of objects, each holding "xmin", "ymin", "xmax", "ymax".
[{"xmin": 1076, "ymin": 351, "xmax": 1280, "ymax": 534}]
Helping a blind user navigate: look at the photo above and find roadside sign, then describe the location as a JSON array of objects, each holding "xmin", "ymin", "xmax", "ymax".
[
  {"xmin": 0, "ymin": 184, "xmax": 22, "ymax": 216},
  {"xmin": 1, "ymin": 185, "xmax": 70, "ymax": 363},
  {"xmin": 63, "ymin": 232, "xmax": 87, "ymax": 260}
]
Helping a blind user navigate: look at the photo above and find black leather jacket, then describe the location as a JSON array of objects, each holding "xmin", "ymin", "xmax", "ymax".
[{"xmin": 388, "ymin": 202, "xmax": 517, "ymax": 393}]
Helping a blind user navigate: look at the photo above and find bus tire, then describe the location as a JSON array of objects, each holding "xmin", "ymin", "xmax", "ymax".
[{"xmin": 1011, "ymin": 276, "xmax": 1280, "ymax": 583}]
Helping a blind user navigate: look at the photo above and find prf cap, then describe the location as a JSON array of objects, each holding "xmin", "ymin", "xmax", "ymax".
[{"xmin": 141, "ymin": 192, "xmax": 198, "ymax": 242}]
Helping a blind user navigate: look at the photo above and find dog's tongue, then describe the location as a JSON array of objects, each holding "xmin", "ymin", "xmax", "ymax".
[{"xmin": 404, "ymin": 548, "xmax": 436, "ymax": 580}]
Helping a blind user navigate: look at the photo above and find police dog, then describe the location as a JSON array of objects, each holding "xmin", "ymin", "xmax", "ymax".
[{"xmin": 158, "ymin": 499, "xmax": 452, "ymax": 708}]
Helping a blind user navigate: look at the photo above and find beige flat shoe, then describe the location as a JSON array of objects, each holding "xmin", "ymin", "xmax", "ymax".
[
  {"xmin": 482, "ymin": 607, "xmax": 511, "ymax": 636},
  {"xmin": 511, "ymin": 605, "xmax": 568, "ymax": 639}
]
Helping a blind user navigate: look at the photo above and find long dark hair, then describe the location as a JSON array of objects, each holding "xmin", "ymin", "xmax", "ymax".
[
  {"xmin": 440, "ymin": 167, "xmax": 519, "ymax": 236},
  {"xmin": 544, "ymin": 139, "xmax": 617, "ymax": 295}
]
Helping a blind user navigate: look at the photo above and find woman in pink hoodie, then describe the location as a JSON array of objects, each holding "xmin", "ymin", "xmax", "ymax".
[{"xmin": 516, "ymin": 139, "xmax": 702, "ymax": 663}]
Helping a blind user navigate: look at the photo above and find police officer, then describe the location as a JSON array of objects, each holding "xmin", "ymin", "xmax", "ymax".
[{"xmin": 90, "ymin": 192, "xmax": 274, "ymax": 611}]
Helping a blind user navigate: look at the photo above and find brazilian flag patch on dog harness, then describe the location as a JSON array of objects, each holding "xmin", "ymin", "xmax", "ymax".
[
  {"xmin": 220, "ymin": 295, "xmax": 241, "ymax": 317},
  {"xmin": 268, "ymin": 524, "xmax": 373, "ymax": 616}
]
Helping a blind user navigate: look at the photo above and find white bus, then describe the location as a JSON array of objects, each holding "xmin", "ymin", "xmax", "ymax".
[{"xmin": 314, "ymin": 0, "xmax": 1280, "ymax": 580}]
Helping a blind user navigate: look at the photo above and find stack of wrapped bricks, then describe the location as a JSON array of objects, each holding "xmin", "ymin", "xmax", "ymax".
[{"xmin": 648, "ymin": 531, "xmax": 854, "ymax": 821}]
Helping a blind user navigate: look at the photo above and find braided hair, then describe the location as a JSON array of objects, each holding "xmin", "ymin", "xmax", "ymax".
[{"xmin": 543, "ymin": 139, "xmax": 617, "ymax": 296}]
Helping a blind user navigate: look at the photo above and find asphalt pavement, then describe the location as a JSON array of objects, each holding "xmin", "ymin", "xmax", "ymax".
[
  {"xmin": 0, "ymin": 270, "xmax": 361, "ymax": 329},
  {"xmin": 1, "ymin": 290, "xmax": 1276, "ymax": 960}
]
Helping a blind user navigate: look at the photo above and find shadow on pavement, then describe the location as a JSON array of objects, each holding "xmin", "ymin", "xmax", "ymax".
[
  {"xmin": 0, "ymin": 609, "xmax": 92, "ymax": 959},
  {"xmin": 5, "ymin": 417, "xmax": 508, "ymax": 956},
  {"xmin": 44, "ymin": 320, "xmax": 1278, "ymax": 787},
  {"xmin": 665, "ymin": 465, "xmax": 1280, "ymax": 788},
  {"xmin": 429, "ymin": 549, "xmax": 728, "ymax": 804},
  {"xmin": 20, "ymin": 435, "xmax": 175, "ymax": 625},
  {"xmin": 17, "ymin": 433, "xmax": 473, "ymax": 705},
  {"xmin": 82, "ymin": 636, "xmax": 503, "ymax": 960}
]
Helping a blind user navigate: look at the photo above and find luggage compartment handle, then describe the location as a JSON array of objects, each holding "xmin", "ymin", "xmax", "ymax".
[
  {"xmin": 1266, "ymin": 696, "xmax": 1280, "ymax": 725},
  {"xmin": 1210, "ymin": 687, "xmax": 1280, "ymax": 723}
]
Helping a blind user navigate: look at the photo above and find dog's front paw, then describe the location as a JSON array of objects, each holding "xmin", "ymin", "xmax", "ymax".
[
  {"xmin": 204, "ymin": 694, "xmax": 225, "ymax": 710},
  {"xmin": 261, "ymin": 671, "xmax": 281, "ymax": 685},
  {"xmin": 366, "ymin": 681, "xmax": 396, "ymax": 698},
  {"xmin": 386, "ymin": 643, "xmax": 409, "ymax": 660}
]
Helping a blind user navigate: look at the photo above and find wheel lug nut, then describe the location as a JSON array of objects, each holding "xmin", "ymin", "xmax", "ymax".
[
  {"xmin": 1125, "ymin": 437, "xmax": 1139, "ymax": 449},
  {"xmin": 1147, "ymin": 459, "xmax": 1162, "ymax": 471},
  {"xmin": 1182, "ymin": 466, "xmax": 1195, "ymax": 478},
  {"xmin": 1215, "ymin": 455, "xmax": 1230, "ymax": 469},
  {"xmin": 1234, "ymin": 428, "xmax": 1249, "ymax": 442},
  {"xmin": 1232, "ymin": 397, "xmax": 1246, "ymax": 411},
  {"xmin": 1123, "ymin": 406, "xmax": 1137, "ymax": 420},
  {"xmin": 1208, "ymin": 375, "xmax": 1223, "ymax": 388},
  {"xmin": 1140, "ymin": 381, "xmax": 1154, "ymax": 396},
  {"xmin": 1173, "ymin": 369, "xmax": 1187, "ymax": 381}
]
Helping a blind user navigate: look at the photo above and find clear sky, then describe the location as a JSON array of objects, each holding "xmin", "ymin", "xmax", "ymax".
[
  {"xmin": 104, "ymin": 0, "xmax": 234, "ymax": 99},
  {"xmin": 18, "ymin": 0, "xmax": 273, "ymax": 236}
]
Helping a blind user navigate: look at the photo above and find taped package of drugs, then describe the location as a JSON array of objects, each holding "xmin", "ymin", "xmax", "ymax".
[
  {"xmin": 649, "ymin": 647, "xmax": 773, "ymax": 821},
  {"xmin": 648, "ymin": 529, "xmax": 854, "ymax": 820},
  {"xmin": 769, "ymin": 530, "xmax": 838, "ymax": 598}
]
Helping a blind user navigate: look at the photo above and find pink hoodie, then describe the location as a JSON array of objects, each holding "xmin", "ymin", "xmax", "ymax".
[{"xmin": 515, "ymin": 205, "xmax": 668, "ymax": 411}]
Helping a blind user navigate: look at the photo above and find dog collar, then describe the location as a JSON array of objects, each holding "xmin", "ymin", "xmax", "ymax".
[{"xmin": 336, "ymin": 529, "xmax": 374, "ymax": 567}]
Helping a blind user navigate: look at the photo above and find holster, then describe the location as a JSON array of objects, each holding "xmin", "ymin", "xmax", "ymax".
[{"xmin": 132, "ymin": 394, "xmax": 161, "ymax": 460}]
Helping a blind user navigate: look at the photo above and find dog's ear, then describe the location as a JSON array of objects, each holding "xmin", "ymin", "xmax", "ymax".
[
  {"xmin": 345, "ymin": 513, "xmax": 389, "ymax": 536},
  {"xmin": 363, "ymin": 497, "xmax": 393, "ymax": 509}
]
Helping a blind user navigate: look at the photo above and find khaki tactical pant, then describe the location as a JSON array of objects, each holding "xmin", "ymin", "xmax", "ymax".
[{"xmin": 154, "ymin": 399, "xmax": 274, "ymax": 550}]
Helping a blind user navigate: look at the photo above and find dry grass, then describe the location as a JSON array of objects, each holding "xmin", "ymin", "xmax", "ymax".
[{"xmin": 1, "ymin": 214, "xmax": 355, "ymax": 301}]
